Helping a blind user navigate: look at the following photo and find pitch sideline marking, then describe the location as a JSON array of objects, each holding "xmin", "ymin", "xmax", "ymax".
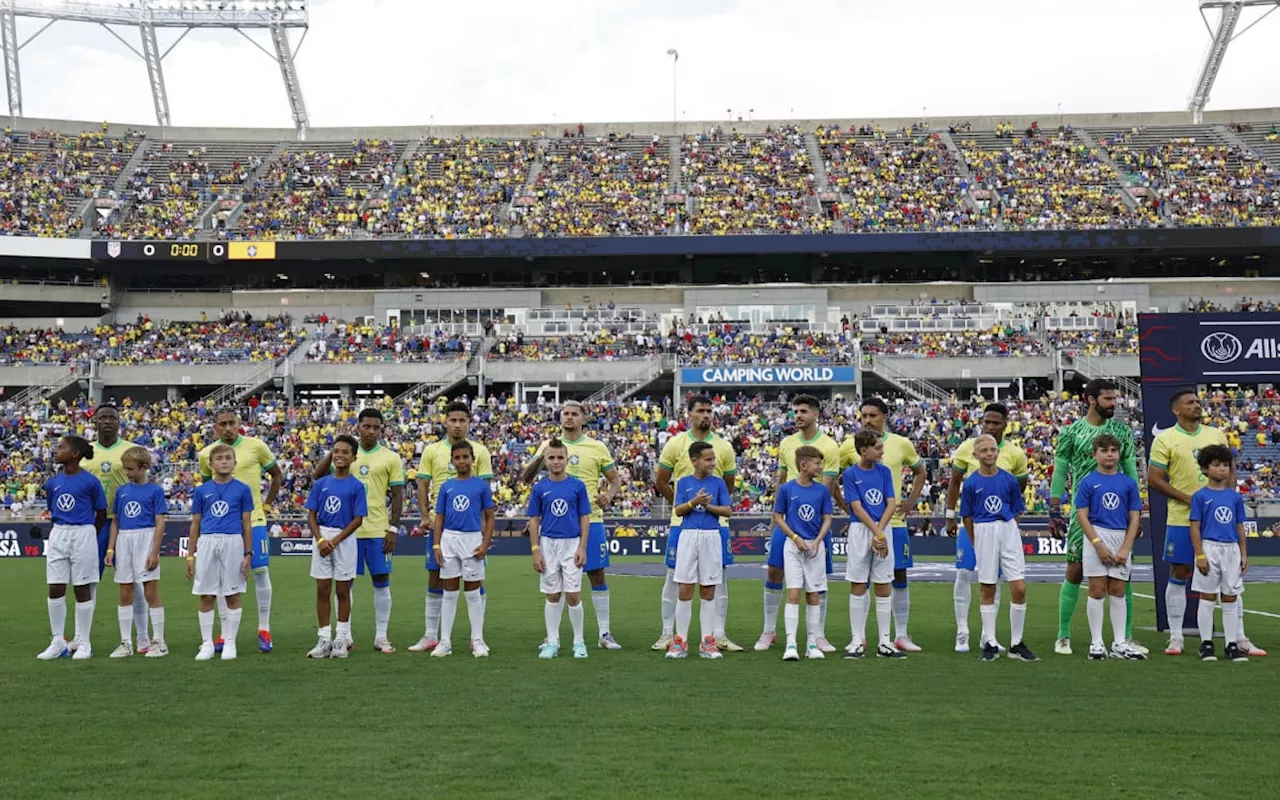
[{"xmin": 1133, "ymin": 592, "xmax": 1280, "ymax": 620}]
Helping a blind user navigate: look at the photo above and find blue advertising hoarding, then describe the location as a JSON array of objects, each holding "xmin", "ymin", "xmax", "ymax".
[{"xmin": 679, "ymin": 365, "xmax": 855, "ymax": 386}]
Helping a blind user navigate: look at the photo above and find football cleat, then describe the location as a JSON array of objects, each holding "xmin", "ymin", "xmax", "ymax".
[
  {"xmin": 1088, "ymin": 643, "xmax": 1107, "ymax": 661},
  {"xmin": 1007, "ymin": 642, "xmax": 1039, "ymax": 662},
  {"xmin": 257, "ymin": 630, "xmax": 273, "ymax": 653},
  {"xmin": 430, "ymin": 642, "xmax": 452, "ymax": 658},
  {"xmin": 753, "ymin": 632, "xmax": 776, "ymax": 651},
  {"xmin": 373, "ymin": 638, "xmax": 396, "ymax": 654},
  {"xmin": 195, "ymin": 642, "xmax": 216, "ymax": 661},
  {"xmin": 1165, "ymin": 636, "xmax": 1185, "ymax": 656},
  {"xmin": 538, "ymin": 642, "xmax": 559, "ymax": 660},
  {"xmin": 877, "ymin": 643, "xmax": 907, "ymax": 659},
  {"xmin": 893, "ymin": 636, "xmax": 922, "ymax": 653},
  {"xmin": 782, "ymin": 643, "xmax": 801, "ymax": 662},
  {"xmin": 36, "ymin": 637, "xmax": 70, "ymax": 660},
  {"xmin": 1199, "ymin": 641, "xmax": 1217, "ymax": 662},
  {"xmin": 1125, "ymin": 639, "xmax": 1150, "ymax": 656},
  {"xmin": 1111, "ymin": 642, "xmax": 1147, "ymax": 661},
  {"xmin": 408, "ymin": 637, "xmax": 439, "ymax": 653},
  {"xmin": 598, "ymin": 632, "xmax": 622, "ymax": 650},
  {"xmin": 814, "ymin": 637, "xmax": 837, "ymax": 654},
  {"xmin": 144, "ymin": 641, "xmax": 169, "ymax": 658},
  {"xmin": 980, "ymin": 643, "xmax": 1000, "ymax": 662},
  {"xmin": 806, "ymin": 642, "xmax": 825, "ymax": 660},
  {"xmin": 1054, "ymin": 637, "xmax": 1072, "ymax": 656},
  {"xmin": 329, "ymin": 639, "xmax": 349, "ymax": 659},
  {"xmin": 954, "ymin": 632, "xmax": 970, "ymax": 654},
  {"xmin": 572, "ymin": 641, "xmax": 589, "ymax": 659},
  {"xmin": 213, "ymin": 637, "xmax": 224, "ymax": 655},
  {"xmin": 665, "ymin": 636, "xmax": 688, "ymax": 660},
  {"xmin": 71, "ymin": 643, "xmax": 92, "ymax": 661},
  {"xmin": 843, "ymin": 642, "xmax": 865, "ymax": 660},
  {"xmin": 651, "ymin": 633, "xmax": 674, "ymax": 652},
  {"xmin": 221, "ymin": 642, "xmax": 238, "ymax": 661},
  {"xmin": 110, "ymin": 642, "xmax": 134, "ymax": 659},
  {"xmin": 1224, "ymin": 642, "xmax": 1249, "ymax": 662},
  {"xmin": 715, "ymin": 635, "xmax": 744, "ymax": 653},
  {"xmin": 699, "ymin": 636, "xmax": 723, "ymax": 660},
  {"xmin": 1237, "ymin": 638, "xmax": 1267, "ymax": 657},
  {"xmin": 136, "ymin": 638, "xmax": 151, "ymax": 655},
  {"xmin": 472, "ymin": 640, "xmax": 491, "ymax": 658}
]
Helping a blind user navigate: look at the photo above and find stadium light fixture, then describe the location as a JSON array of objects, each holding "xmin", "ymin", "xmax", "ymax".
[
  {"xmin": 1, "ymin": 0, "xmax": 310, "ymax": 137},
  {"xmin": 666, "ymin": 48, "xmax": 678, "ymax": 128},
  {"xmin": 1188, "ymin": 0, "xmax": 1279, "ymax": 123}
]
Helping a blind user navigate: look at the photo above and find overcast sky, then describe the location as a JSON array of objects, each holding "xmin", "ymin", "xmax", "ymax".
[{"xmin": 13, "ymin": 0, "xmax": 1280, "ymax": 129}]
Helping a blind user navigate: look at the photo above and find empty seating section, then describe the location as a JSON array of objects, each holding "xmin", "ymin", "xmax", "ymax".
[
  {"xmin": 816, "ymin": 125, "xmax": 980, "ymax": 231},
  {"xmin": 1100, "ymin": 125, "xmax": 1280, "ymax": 227},
  {"xmin": 0, "ymin": 128, "xmax": 138, "ymax": 237},
  {"xmin": 524, "ymin": 135, "xmax": 674, "ymax": 236},
  {"xmin": 681, "ymin": 125, "xmax": 827, "ymax": 234},
  {"xmin": 385, "ymin": 137, "xmax": 533, "ymax": 238}
]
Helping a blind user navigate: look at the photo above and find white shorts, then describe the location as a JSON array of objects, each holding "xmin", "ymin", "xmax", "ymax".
[
  {"xmin": 191, "ymin": 534, "xmax": 247, "ymax": 597},
  {"xmin": 538, "ymin": 536, "xmax": 583, "ymax": 595},
  {"xmin": 310, "ymin": 526, "xmax": 357, "ymax": 581},
  {"xmin": 1082, "ymin": 526, "xmax": 1131, "ymax": 581},
  {"xmin": 844, "ymin": 522, "xmax": 893, "ymax": 585},
  {"xmin": 114, "ymin": 528, "xmax": 160, "ymax": 584},
  {"xmin": 439, "ymin": 529, "xmax": 485, "ymax": 582},
  {"xmin": 973, "ymin": 519, "xmax": 1025, "ymax": 584},
  {"xmin": 674, "ymin": 529, "xmax": 723, "ymax": 587},
  {"xmin": 46, "ymin": 524, "xmax": 99, "ymax": 586},
  {"xmin": 783, "ymin": 537, "xmax": 827, "ymax": 593},
  {"xmin": 1191, "ymin": 540, "xmax": 1244, "ymax": 596}
]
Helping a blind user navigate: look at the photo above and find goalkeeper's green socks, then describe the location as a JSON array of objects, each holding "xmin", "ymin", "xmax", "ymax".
[{"xmin": 1057, "ymin": 580, "xmax": 1081, "ymax": 640}]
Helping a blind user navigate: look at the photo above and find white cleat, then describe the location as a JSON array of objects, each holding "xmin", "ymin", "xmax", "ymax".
[
  {"xmin": 651, "ymin": 633, "xmax": 674, "ymax": 651},
  {"xmin": 1238, "ymin": 638, "xmax": 1268, "ymax": 657},
  {"xmin": 1054, "ymin": 637, "xmax": 1072, "ymax": 656},
  {"xmin": 472, "ymin": 640, "xmax": 491, "ymax": 658},
  {"xmin": 715, "ymin": 635, "xmax": 744, "ymax": 653},
  {"xmin": 195, "ymin": 642, "xmax": 216, "ymax": 661},
  {"xmin": 110, "ymin": 641, "xmax": 134, "ymax": 659},
  {"xmin": 894, "ymin": 636, "xmax": 923, "ymax": 653},
  {"xmin": 72, "ymin": 643, "xmax": 92, "ymax": 660},
  {"xmin": 1164, "ymin": 636, "xmax": 1184, "ymax": 656},
  {"xmin": 145, "ymin": 641, "xmax": 169, "ymax": 658},
  {"xmin": 1088, "ymin": 642, "xmax": 1107, "ymax": 661},
  {"xmin": 221, "ymin": 642, "xmax": 238, "ymax": 661},
  {"xmin": 36, "ymin": 637, "xmax": 69, "ymax": 660},
  {"xmin": 408, "ymin": 637, "xmax": 439, "ymax": 653},
  {"xmin": 1111, "ymin": 641, "xmax": 1147, "ymax": 661},
  {"xmin": 754, "ymin": 632, "xmax": 777, "ymax": 651},
  {"xmin": 373, "ymin": 638, "xmax": 396, "ymax": 654},
  {"xmin": 814, "ymin": 637, "xmax": 837, "ymax": 654},
  {"xmin": 136, "ymin": 638, "xmax": 151, "ymax": 655},
  {"xmin": 598, "ymin": 633, "xmax": 622, "ymax": 650},
  {"xmin": 806, "ymin": 642, "xmax": 825, "ymax": 660},
  {"xmin": 782, "ymin": 643, "xmax": 800, "ymax": 661},
  {"xmin": 430, "ymin": 642, "xmax": 452, "ymax": 658},
  {"xmin": 954, "ymin": 631, "xmax": 970, "ymax": 654},
  {"xmin": 330, "ymin": 639, "xmax": 349, "ymax": 659},
  {"xmin": 306, "ymin": 638, "xmax": 332, "ymax": 659},
  {"xmin": 1125, "ymin": 639, "xmax": 1150, "ymax": 656}
]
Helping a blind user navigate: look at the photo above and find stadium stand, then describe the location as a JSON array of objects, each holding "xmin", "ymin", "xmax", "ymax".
[{"xmin": 304, "ymin": 322, "xmax": 470, "ymax": 362}]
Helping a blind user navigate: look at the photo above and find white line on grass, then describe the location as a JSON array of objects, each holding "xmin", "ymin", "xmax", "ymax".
[{"xmin": 1133, "ymin": 592, "xmax": 1280, "ymax": 620}]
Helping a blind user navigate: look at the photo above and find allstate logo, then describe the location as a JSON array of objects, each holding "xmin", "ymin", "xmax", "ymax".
[
  {"xmin": 797, "ymin": 504, "xmax": 816, "ymax": 522},
  {"xmin": 1213, "ymin": 505, "xmax": 1234, "ymax": 524},
  {"xmin": 452, "ymin": 495, "xmax": 471, "ymax": 512},
  {"xmin": 864, "ymin": 489, "xmax": 884, "ymax": 506},
  {"xmin": 210, "ymin": 500, "xmax": 230, "ymax": 517},
  {"xmin": 1101, "ymin": 492, "xmax": 1121, "ymax": 511},
  {"xmin": 1201, "ymin": 332, "xmax": 1243, "ymax": 364},
  {"xmin": 359, "ymin": 465, "xmax": 370, "ymax": 477},
  {"xmin": 983, "ymin": 496, "xmax": 1004, "ymax": 514},
  {"xmin": 323, "ymin": 496, "xmax": 342, "ymax": 514},
  {"xmin": 123, "ymin": 501, "xmax": 142, "ymax": 518},
  {"xmin": 282, "ymin": 539, "xmax": 295, "ymax": 553},
  {"xmin": 550, "ymin": 498, "xmax": 569, "ymax": 517},
  {"xmin": 55, "ymin": 494, "xmax": 77, "ymax": 512},
  {"xmin": 101, "ymin": 461, "xmax": 112, "ymax": 473}
]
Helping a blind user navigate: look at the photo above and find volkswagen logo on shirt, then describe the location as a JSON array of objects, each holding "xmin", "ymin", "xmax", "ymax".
[
  {"xmin": 323, "ymin": 496, "xmax": 342, "ymax": 515},
  {"xmin": 1213, "ymin": 505, "xmax": 1234, "ymax": 525},
  {"xmin": 550, "ymin": 498, "xmax": 569, "ymax": 517},
  {"xmin": 1200, "ymin": 332, "xmax": 1243, "ymax": 364},
  {"xmin": 797, "ymin": 504, "xmax": 816, "ymax": 522},
  {"xmin": 452, "ymin": 495, "xmax": 471, "ymax": 513},
  {"xmin": 124, "ymin": 501, "xmax": 143, "ymax": 519},
  {"xmin": 864, "ymin": 489, "xmax": 884, "ymax": 506},
  {"xmin": 983, "ymin": 496, "xmax": 1004, "ymax": 514},
  {"xmin": 55, "ymin": 494, "xmax": 77, "ymax": 512},
  {"xmin": 210, "ymin": 500, "xmax": 230, "ymax": 518},
  {"xmin": 1101, "ymin": 492, "xmax": 1121, "ymax": 511}
]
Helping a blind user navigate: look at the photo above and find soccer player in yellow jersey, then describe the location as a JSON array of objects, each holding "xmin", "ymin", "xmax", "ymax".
[
  {"xmin": 652, "ymin": 394, "xmax": 739, "ymax": 652},
  {"xmin": 845, "ymin": 397, "xmax": 927, "ymax": 652},
  {"xmin": 311, "ymin": 408, "xmax": 405, "ymax": 653},
  {"xmin": 409, "ymin": 401, "xmax": 494, "ymax": 653},
  {"xmin": 522, "ymin": 400, "xmax": 624, "ymax": 649},
  {"xmin": 944, "ymin": 404, "xmax": 1027, "ymax": 654},
  {"xmin": 79, "ymin": 406, "xmax": 149, "ymax": 653},
  {"xmin": 1148, "ymin": 389, "xmax": 1263, "ymax": 657},
  {"xmin": 198, "ymin": 408, "xmax": 283, "ymax": 654},
  {"xmin": 755, "ymin": 394, "xmax": 841, "ymax": 653}
]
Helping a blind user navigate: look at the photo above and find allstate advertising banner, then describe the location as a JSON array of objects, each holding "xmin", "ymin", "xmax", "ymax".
[
  {"xmin": 1139, "ymin": 312, "xmax": 1280, "ymax": 630},
  {"xmin": 680, "ymin": 365, "xmax": 856, "ymax": 385}
]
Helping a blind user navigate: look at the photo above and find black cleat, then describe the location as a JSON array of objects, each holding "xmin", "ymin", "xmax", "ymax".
[
  {"xmin": 1224, "ymin": 642, "xmax": 1249, "ymax": 662},
  {"xmin": 843, "ymin": 643, "xmax": 865, "ymax": 660},
  {"xmin": 876, "ymin": 643, "xmax": 906, "ymax": 659},
  {"xmin": 1007, "ymin": 642, "xmax": 1040, "ymax": 662},
  {"xmin": 980, "ymin": 643, "xmax": 999, "ymax": 662},
  {"xmin": 1199, "ymin": 641, "xmax": 1217, "ymax": 662}
]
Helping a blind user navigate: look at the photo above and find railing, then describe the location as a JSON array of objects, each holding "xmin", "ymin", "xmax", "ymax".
[
  {"xmin": 394, "ymin": 362, "xmax": 469, "ymax": 406},
  {"xmin": 203, "ymin": 360, "xmax": 279, "ymax": 408},
  {"xmin": 584, "ymin": 357, "xmax": 669, "ymax": 403},
  {"xmin": 869, "ymin": 356, "xmax": 950, "ymax": 403},
  {"xmin": 5, "ymin": 367, "xmax": 88, "ymax": 406},
  {"xmin": 1069, "ymin": 353, "xmax": 1140, "ymax": 397}
]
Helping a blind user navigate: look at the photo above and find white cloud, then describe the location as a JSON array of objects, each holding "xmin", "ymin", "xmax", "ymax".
[{"xmin": 10, "ymin": 0, "xmax": 1280, "ymax": 130}]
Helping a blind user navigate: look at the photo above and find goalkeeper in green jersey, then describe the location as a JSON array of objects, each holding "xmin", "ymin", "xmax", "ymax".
[{"xmin": 1048, "ymin": 379, "xmax": 1147, "ymax": 657}]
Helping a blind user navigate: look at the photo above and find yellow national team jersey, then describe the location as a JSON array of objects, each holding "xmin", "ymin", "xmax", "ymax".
[
  {"xmin": 950, "ymin": 437, "xmax": 1030, "ymax": 480},
  {"xmin": 82, "ymin": 438, "xmax": 143, "ymax": 519},
  {"xmin": 417, "ymin": 438, "xmax": 494, "ymax": 511},
  {"xmin": 779, "ymin": 431, "xmax": 840, "ymax": 481},
  {"xmin": 842, "ymin": 431, "xmax": 924, "ymax": 526},
  {"xmin": 1150, "ymin": 424, "xmax": 1229, "ymax": 527},
  {"xmin": 536, "ymin": 435, "xmax": 615, "ymax": 523},
  {"xmin": 348, "ymin": 444, "xmax": 406, "ymax": 539},
  {"xmin": 199, "ymin": 435, "xmax": 276, "ymax": 527},
  {"xmin": 658, "ymin": 430, "xmax": 737, "ymax": 524}
]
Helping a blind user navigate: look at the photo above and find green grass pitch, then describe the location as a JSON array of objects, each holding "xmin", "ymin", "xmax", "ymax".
[{"xmin": 2, "ymin": 556, "xmax": 1279, "ymax": 798}]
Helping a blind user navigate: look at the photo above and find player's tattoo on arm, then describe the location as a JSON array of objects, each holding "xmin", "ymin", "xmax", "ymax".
[{"xmin": 520, "ymin": 453, "xmax": 545, "ymax": 484}]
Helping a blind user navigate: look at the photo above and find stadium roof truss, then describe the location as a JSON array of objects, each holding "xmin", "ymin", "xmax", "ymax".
[
  {"xmin": 0, "ymin": 0, "xmax": 311, "ymax": 137},
  {"xmin": 1188, "ymin": 0, "xmax": 1279, "ymax": 124}
]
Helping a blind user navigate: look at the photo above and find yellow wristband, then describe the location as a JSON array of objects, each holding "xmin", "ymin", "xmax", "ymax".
[
  {"xmin": 1196, "ymin": 553, "xmax": 1208, "ymax": 561},
  {"xmin": 105, "ymin": 549, "xmax": 114, "ymax": 554},
  {"xmin": 1090, "ymin": 538, "xmax": 1101, "ymax": 544},
  {"xmin": 186, "ymin": 556, "xmax": 195, "ymax": 562},
  {"xmin": 531, "ymin": 545, "xmax": 541, "ymax": 552}
]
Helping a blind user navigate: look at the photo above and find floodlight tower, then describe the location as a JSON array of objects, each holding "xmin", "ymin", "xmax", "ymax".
[
  {"xmin": 1188, "ymin": 0, "xmax": 1279, "ymax": 124},
  {"xmin": 0, "ymin": 0, "xmax": 311, "ymax": 138}
]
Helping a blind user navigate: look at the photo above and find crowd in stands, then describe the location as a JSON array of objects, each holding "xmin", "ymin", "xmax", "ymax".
[
  {"xmin": 1044, "ymin": 323, "xmax": 1139, "ymax": 355},
  {"xmin": 303, "ymin": 321, "xmax": 470, "ymax": 363},
  {"xmin": 486, "ymin": 325, "xmax": 860, "ymax": 364},
  {"xmin": 859, "ymin": 327, "xmax": 1047, "ymax": 357},
  {"xmin": 1190, "ymin": 297, "xmax": 1280, "ymax": 313},
  {"xmin": 6, "ymin": 388, "xmax": 1280, "ymax": 525}
]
